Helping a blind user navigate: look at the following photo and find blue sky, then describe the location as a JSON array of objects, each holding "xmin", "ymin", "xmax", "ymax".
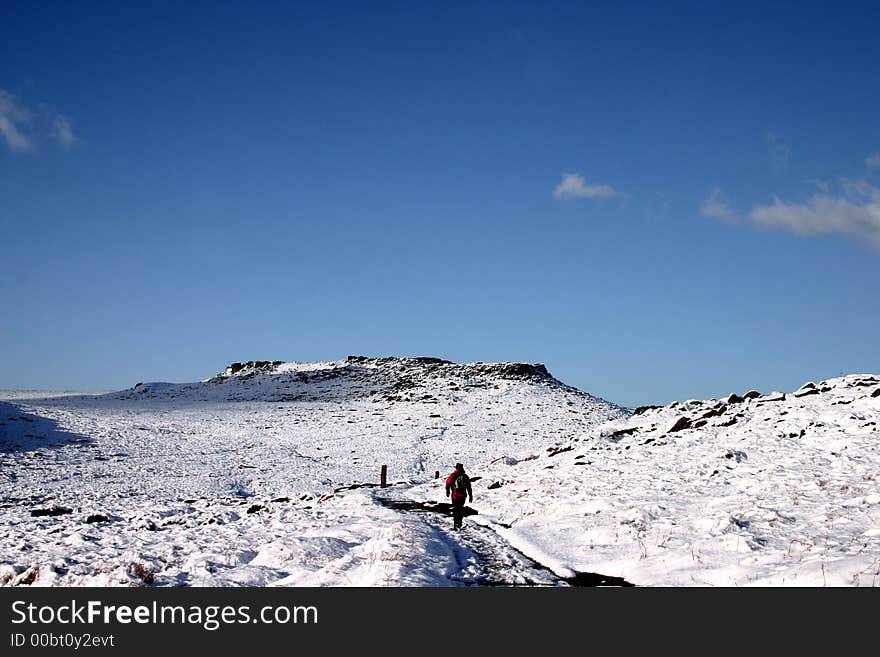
[{"xmin": 2, "ymin": 1, "xmax": 879, "ymax": 406}]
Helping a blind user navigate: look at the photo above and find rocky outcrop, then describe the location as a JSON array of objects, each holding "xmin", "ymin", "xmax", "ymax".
[
  {"xmin": 757, "ymin": 393, "xmax": 786, "ymax": 403},
  {"xmin": 668, "ymin": 416, "xmax": 692, "ymax": 433},
  {"xmin": 221, "ymin": 361, "xmax": 285, "ymax": 377},
  {"xmin": 112, "ymin": 356, "xmax": 626, "ymax": 417}
]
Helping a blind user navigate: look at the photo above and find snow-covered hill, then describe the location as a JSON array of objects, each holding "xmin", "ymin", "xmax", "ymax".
[
  {"xmin": 1, "ymin": 362, "xmax": 877, "ymax": 586},
  {"xmin": 411, "ymin": 374, "xmax": 880, "ymax": 586},
  {"xmin": 0, "ymin": 356, "xmax": 625, "ymax": 586}
]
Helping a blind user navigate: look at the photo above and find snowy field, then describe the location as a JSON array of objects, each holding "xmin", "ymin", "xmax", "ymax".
[{"xmin": 1, "ymin": 358, "xmax": 878, "ymax": 586}]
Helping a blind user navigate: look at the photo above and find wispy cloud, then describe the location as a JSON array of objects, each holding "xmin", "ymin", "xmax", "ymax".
[
  {"xmin": 767, "ymin": 132, "xmax": 791, "ymax": 173},
  {"xmin": 0, "ymin": 90, "xmax": 33, "ymax": 152},
  {"xmin": 867, "ymin": 153, "xmax": 880, "ymax": 170},
  {"xmin": 701, "ymin": 171, "xmax": 880, "ymax": 251},
  {"xmin": 804, "ymin": 178, "xmax": 830, "ymax": 193},
  {"xmin": 699, "ymin": 188, "xmax": 738, "ymax": 224},
  {"xmin": 52, "ymin": 114, "xmax": 75, "ymax": 149},
  {"xmin": 553, "ymin": 173, "xmax": 619, "ymax": 200},
  {"xmin": 749, "ymin": 182, "xmax": 880, "ymax": 250},
  {"xmin": 0, "ymin": 88, "xmax": 76, "ymax": 152}
]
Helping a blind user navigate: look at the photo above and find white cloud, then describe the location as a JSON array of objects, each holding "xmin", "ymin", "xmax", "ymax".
[
  {"xmin": 52, "ymin": 114, "xmax": 75, "ymax": 149},
  {"xmin": 0, "ymin": 89, "xmax": 76, "ymax": 152},
  {"xmin": 699, "ymin": 188, "xmax": 739, "ymax": 224},
  {"xmin": 553, "ymin": 173, "xmax": 619, "ymax": 200},
  {"xmin": 0, "ymin": 90, "xmax": 33, "ymax": 152},
  {"xmin": 749, "ymin": 183, "xmax": 880, "ymax": 250},
  {"xmin": 701, "ymin": 180, "xmax": 880, "ymax": 251},
  {"xmin": 866, "ymin": 153, "xmax": 880, "ymax": 170},
  {"xmin": 767, "ymin": 132, "xmax": 791, "ymax": 172}
]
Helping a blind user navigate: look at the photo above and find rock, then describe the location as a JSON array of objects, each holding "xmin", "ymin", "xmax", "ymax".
[
  {"xmin": 13, "ymin": 566, "xmax": 39, "ymax": 586},
  {"xmin": 546, "ymin": 445, "xmax": 574, "ymax": 457},
  {"xmin": 795, "ymin": 388, "xmax": 820, "ymax": 398},
  {"xmin": 222, "ymin": 360, "xmax": 285, "ymax": 377},
  {"xmin": 605, "ymin": 426, "xmax": 639, "ymax": 441},
  {"xmin": 127, "ymin": 562, "xmax": 155, "ymax": 585},
  {"xmin": 31, "ymin": 506, "xmax": 72, "ymax": 518},
  {"xmin": 700, "ymin": 405, "xmax": 727, "ymax": 420},
  {"xmin": 871, "ymin": 387, "xmax": 880, "ymax": 398},
  {"xmin": 247, "ymin": 504, "xmax": 264, "ymax": 514},
  {"xmin": 633, "ymin": 405, "xmax": 662, "ymax": 415},
  {"xmin": 798, "ymin": 381, "xmax": 817, "ymax": 391},
  {"xmin": 86, "ymin": 514, "xmax": 110, "ymax": 523},
  {"xmin": 724, "ymin": 449, "xmax": 747, "ymax": 462},
  {"xmin": 757, "ymin": 393, "xmax": 786, "ymax": 403},
  {"xmin": 668, "ymin": 416, "xmax": 692, "ymax": 433},
  {"xmin": 726, "ymin": 393, "xmax": 744, "ymax": 404},
  {"xmin": 692, "ymin": 419, "xmax": 708, "ymax": 428},
  {"xmin": 134, "ymin": 518, "xmax": 158, "ymax": 531},
  {"xmin": 487, "ymin": 481, "xmax": 503, "ymax": 490},
  {"xmin": 743, "ymin": 390, "xmax": 761, "ymax": 399}
]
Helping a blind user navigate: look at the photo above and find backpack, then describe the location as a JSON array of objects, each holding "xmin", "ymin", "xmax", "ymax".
[{"xmin": 454, "ymin": 473, "xmax": 468, "ymax": 493}]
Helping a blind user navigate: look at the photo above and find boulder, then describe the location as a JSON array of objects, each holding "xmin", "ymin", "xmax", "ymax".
[
  {"xmin": 606, "ymin": 426, "xmax": 639, "ymax": 441},
  {"xmin": 743, "ymin": 390, "xmax": 761, "ymax": 399},
  {"xmin": 30, "ymin": 506, "xmax": 72, "ymax": 518},
  {"xmin": 726, "ymin": 393, "xmax": 744, "ymax": 404},
  {"xmin": 546, "ymin": 445, "xmax": 574, "ymax": 457},
  {"xmin": 668, "ymin": 416, "xmax": 692, "ymax": 433},
  {"xmin": 700, "ymin": 404, "xmax": 727, "ymax": 420}
]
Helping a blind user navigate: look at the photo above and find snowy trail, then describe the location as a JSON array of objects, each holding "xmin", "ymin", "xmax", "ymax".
[
  {"xmin": 372, "ymin": 491, "xmax": 635, "ymax": 586},
  {"xmin": 373, "ymin": 492, "xmax": 563, "ymax": 586}
]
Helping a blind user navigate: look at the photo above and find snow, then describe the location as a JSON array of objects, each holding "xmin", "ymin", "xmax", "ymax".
[
  {"xmin": 419, "ymin": 374, "xmax": 880, "ymax": 587},
  {"xmin": 1, "ymin": 360, "xmax": 878, "ymax": 587}
]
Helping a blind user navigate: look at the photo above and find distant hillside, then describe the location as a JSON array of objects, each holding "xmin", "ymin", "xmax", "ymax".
[{"xmin": 111, "ymin": 355, "xmax": 619, "ymax": 407}]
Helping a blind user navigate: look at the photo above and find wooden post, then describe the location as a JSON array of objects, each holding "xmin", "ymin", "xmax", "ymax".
[
  {"xmin": 434, "ymin": 470, "xmax": 440, "ymax": 480},
  {"xmin": 380, "ymin": 464, "xmax": 387, "ymax": 488}
]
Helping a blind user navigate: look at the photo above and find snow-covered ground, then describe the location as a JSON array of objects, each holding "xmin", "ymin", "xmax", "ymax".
[
  {"xmin": 1, "ymin": 358, "xmax": 878, "ymax": 586},
  {"xmin": 411, "ymin": 375, "xmax": 880, "ymax": 586},
  {"xmin": 0, "ymin": 357, "xmax": 622, "ymax": 586}
]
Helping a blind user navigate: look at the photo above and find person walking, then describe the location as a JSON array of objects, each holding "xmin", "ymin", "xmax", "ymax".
[{"xmin": 445, "ymin": 463, "xmax": 473, "ymax": 530}]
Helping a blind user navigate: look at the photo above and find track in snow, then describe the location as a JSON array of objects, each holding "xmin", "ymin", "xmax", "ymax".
[{"xmin": 374, "ymin": 495, "xmax": 634, "ymax": 586}]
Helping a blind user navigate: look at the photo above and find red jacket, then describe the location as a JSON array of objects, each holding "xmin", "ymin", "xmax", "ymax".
[{"xmin": 445, "ymin": 468, "xmax": 472, "ymax": 503}]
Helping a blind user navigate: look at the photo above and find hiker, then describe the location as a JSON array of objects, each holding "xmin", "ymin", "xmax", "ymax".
[{"xmin": 445, "ymin": 463, "xmax": 473, "ymax": 530}]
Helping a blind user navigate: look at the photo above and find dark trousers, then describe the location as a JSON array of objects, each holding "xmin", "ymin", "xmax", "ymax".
[{"xmin": 452, "ymin": 499, "xmax": 466, "ymax": 529}]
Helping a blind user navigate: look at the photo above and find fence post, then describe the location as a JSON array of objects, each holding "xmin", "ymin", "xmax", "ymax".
[{"xmin": 381, "ymin": 464, "xmax": 387, "ymax": 488}]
